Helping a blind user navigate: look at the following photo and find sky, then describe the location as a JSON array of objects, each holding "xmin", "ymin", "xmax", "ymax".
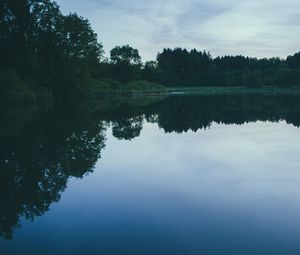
[{"xmin": 56, "ymin": 0, "xmax": 300, "ymax": 62}]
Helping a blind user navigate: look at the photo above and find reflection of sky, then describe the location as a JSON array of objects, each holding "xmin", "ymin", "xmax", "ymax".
[
  {"xmin": 56, "ymin": 0, "xmax": 300, "ymax": 61},
  {"xmin": 2, "ymin": 121, "xmax": 300, "ymax": 254}
]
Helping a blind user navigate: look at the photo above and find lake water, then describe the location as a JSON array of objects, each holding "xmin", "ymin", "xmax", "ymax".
[{"xmin": 1, "ymin": 94, "xmax": 300, "ymax": 254}]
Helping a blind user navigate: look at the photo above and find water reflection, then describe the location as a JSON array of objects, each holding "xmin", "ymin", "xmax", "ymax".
[
  {"xmin": 0, "ymin": 105, "xmax": 107, "ymax": 239},
  {"xmin": 1, "ymin": 94, "xmax": 300, "ymax": 240}
]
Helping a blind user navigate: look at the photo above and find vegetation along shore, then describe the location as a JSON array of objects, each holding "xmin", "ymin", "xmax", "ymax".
[{"xmin": 1, "ymin": 0, "xmax": 300, "ymax": 105}]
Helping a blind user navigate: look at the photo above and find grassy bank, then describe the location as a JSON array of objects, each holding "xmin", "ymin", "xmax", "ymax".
[
  {"xmin": 0, "ymin": 71, "xmax": 36, "ymax": 104},
  {"xmin": 3, "ymin": 70, "xmax": 300, "ymax": 106},
  {"xmin": 0, "ymin": 70, "xmax": 53, "ymax": 105},
  {"xmin": 0, "ymin": 73, "xmax": 167, "ymax": 105},
  {"xmin": 87, "ymin": 79, "xmax": 167, "ymax": 96}
]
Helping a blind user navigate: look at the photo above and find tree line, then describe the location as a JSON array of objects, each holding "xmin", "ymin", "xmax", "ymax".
[
  {"xmin": 1, "ymin": 0, "xmax": 300, "ymax": 104},
  {"xmin": 153, "ymin": 49, "xmax": 300, "ymax": 87}
]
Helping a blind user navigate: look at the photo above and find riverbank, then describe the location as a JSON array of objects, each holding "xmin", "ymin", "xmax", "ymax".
[
  {"xmin": 87, "ymin": 80, "xmax": 300, "ymax": 96},
  {"xmin": 165, "ymin": 86, "xmax": 300, "ymax": 95},
  {"xmin": 86, "ymin": 79, "xmax": 167, "ymax": 97},
  {"xmin": 0, "ymin": 73, "xmax": 167, "ymax": 105},
  {"xmin": 3, "ymin": 70, "xmax": 300, "ymax": 106}
]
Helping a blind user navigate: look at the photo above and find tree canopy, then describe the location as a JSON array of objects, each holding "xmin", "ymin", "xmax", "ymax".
[
  {"xmin": 0, "ymin": 0, "xmax": 103, "ymax": 101},
  {"xmin": 109, "ymin": 45, "xmax": 142, "ymax": 83}
]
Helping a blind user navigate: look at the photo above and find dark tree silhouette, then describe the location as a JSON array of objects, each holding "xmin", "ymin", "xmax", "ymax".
[
  {"xmin": 1, "ymin": 0, "xmax": 300, "ymax": 104},
  {"xmin": 112, "ymin": 115, "xmax": 144, "ymax": 140},
  {"xmin": 110, "ymin": 45, "xmax": 142, "ymax": 83},
  {"xmin": 0, "ymin": 105, "xmax": 107, "ymax": 239}
]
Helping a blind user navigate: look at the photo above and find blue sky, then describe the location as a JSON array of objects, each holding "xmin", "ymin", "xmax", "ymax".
[{"xmin": 56, "ymin": 0, "xmax": 300, "ymax": 61}]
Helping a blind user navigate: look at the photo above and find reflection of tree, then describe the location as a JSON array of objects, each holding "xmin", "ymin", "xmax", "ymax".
[
  {"xmin": 150, "ymin": 95, "xmax": 300, "ymax": 133},
  {"xmin": 112, "ymin": 116, "xmax": 144, "ymax": 141},
  {"xmin": 1, "ymin": 94, "xmax": 300, "ymax": 239},
  {"xmin": 0, "ymin": 107, "xmax": 107, "ymax": 240},
  {"xmin": 105, "ymin": 94, "xmax": 300, "ymax": 136}
]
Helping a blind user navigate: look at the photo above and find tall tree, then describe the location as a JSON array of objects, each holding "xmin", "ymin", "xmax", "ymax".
[
  {"xmin": 61, "ymin": 13, "xmax": 103, "ymax": 63},
  {"xmin": 110, "ymin": 45, "xmax": 142, "ymax": 83}
]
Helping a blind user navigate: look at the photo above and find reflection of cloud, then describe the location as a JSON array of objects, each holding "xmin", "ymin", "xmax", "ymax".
[{"xmin": 57, "ymin": 0, "xmax": 300, "ymax": 61}]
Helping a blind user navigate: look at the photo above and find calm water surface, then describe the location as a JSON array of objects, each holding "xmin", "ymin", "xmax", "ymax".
[{"xmin": 1, "ymin": 94, "xmax": 300, "ymax": 254}]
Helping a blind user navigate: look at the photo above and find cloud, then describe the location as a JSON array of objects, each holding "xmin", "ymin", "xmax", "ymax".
[{"xmin": 56, "ymin": 0, "xmax": 300, "ymax": 61}]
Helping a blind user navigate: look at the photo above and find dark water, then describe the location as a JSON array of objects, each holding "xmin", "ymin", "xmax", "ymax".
[{"xmin": 1, "ymin": 94, "xmax": 300, "ymax": 255}]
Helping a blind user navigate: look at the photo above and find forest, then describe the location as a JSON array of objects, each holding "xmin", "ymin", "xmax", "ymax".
[{"xmin": 1, "ymin": 0, "xmax": 300, "ymax": 104}]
